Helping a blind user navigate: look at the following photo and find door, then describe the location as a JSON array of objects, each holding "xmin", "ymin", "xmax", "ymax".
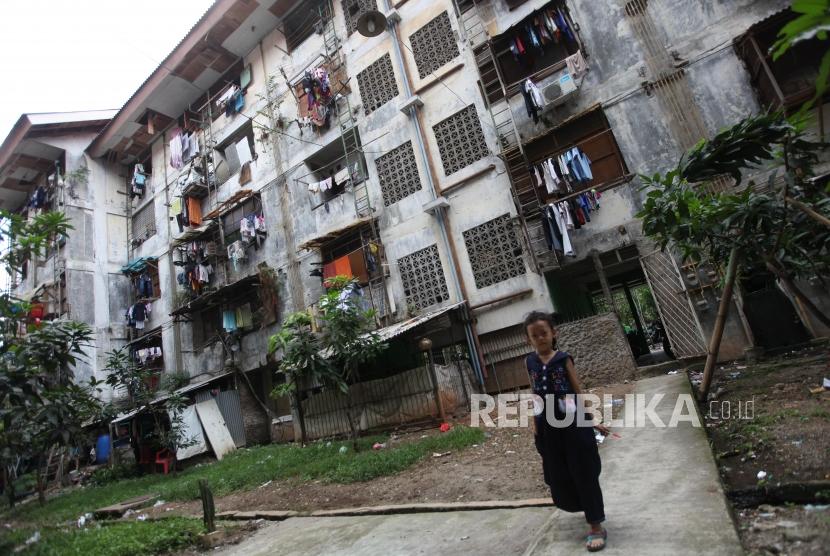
[{"xmin": 640, "ymin": 250, "xmax": 707, "ymax": 358}]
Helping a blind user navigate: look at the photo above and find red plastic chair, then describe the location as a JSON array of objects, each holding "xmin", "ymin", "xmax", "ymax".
[{"xmin": 154, "ymin": 448, "xmax": 175, "ymax": 475}]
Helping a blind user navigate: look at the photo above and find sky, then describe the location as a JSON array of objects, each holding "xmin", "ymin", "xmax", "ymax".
[{"xmin": 0, "ymin": 0, "xmax": 215, "ymax": 140}]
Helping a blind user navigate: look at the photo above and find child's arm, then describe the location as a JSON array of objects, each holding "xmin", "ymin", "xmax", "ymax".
[{"xmin": 565, "ymin": 358, "xmax": 610, "ymax": 434}]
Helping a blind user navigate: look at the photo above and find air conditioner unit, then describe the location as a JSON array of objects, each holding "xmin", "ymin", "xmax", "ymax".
[{"xmin": 543, "ymin": 73, "xmax": 579, "ymax": 108}]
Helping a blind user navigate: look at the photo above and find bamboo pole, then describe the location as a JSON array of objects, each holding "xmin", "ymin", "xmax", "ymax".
[{"xmin": 699, "ymin": 247, "xmax": 740, "ymax": 402}]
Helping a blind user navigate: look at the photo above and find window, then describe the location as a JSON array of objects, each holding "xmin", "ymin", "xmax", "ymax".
[
  {"xmin": 432, "ymin": 105, "xmax": 489, "ymax": 175},
  {"xmin": 215, "ymin": 123, "xmax": 255, "ymax": 180},
  {"xmin": 398, "ymin": 244, "xmax": 450, "ymax": 311},
  {"xmin": 341, "ymin": 0, "xmax": 377, "ymax": 36},
  {"xmin": 488, "ymin": 2, "xmax": 580, "ymax": 96},
  {"xmin": 193, "ymin": 306, "xmax": 221, "ymax": 347},
  {"xmin": 357, "ymin": 54, "xmax": 399, "ymax": 114},
  {"xmin": 132, "ymin": 201, "xmax": 156, "ymax": 243},
  {"xmin": 375, "ymin": 141, "xmax": 421, "ymax": 206},
  {"xmin": 736, "ymin": 9, "xmax": 824, "ymax": 111},
  {"xmin": 285, "ymin": 0, "xmax": 326, "ymax": 52},
  {"xmin": 132, "ymin": 263, "xmax": 160, "ymax": 300},
  {"xmin": 523, "ymin": 107, "xmax": 628, "ymax": 198},
  {"xmin": 463, "ymin": 214, "xmax": 525, "ymax": 289},
  {"xmin": 221, "ymin": 195, "xmax": 262, "ymax": 245},
  {"xmin": 410, "ymin": 12, "xmax": 460, "ymax": 79}
]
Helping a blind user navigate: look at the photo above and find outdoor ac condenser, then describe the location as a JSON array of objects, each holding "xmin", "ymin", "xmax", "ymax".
[{"xmin": 543, "ymin": 73, "xmax": 578, "ymax": 107}]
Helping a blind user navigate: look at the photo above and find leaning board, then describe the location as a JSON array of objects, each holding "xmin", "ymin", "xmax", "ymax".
[{"xmin": 195, "ymin": 399, "xmax": 236, "ymax": 461}]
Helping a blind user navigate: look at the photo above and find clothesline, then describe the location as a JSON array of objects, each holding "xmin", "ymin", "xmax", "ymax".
[{"xmin": 528, "ymin": 127, "xmax": 616, "ymax": 168}]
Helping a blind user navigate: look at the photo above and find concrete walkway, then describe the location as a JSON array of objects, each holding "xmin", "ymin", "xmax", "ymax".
[{"xmin": 218, "ymin": 374, "xmax": 743, "ymax": 555}]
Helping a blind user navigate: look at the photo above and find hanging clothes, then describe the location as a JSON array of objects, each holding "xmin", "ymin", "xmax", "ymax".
[
  {"xmin": 236, "ymin": 303, "xmax": 253, "ymax": 328},
  {"xmin": 541, "ymin": 204, "xmax": 564, "ymax": 252},
  {"xmin": 553, "ymin": 204, "xmax": 575, "ymax": 256},
  {"xmin": 222, "ymin": 310, "xmax": 237, "ymax": 332},
  {"xmin": 565, "ymin": 50, "xmax": 589, "ymax": 79},
  {"xmin": 169, "ymin": 128, "xmax": 184, "ymax": 170}
]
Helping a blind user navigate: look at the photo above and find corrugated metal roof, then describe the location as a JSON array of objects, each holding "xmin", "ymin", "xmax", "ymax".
[{"xmin": 374, "ymin": 302, "xmax": 466, "ymax": 342}]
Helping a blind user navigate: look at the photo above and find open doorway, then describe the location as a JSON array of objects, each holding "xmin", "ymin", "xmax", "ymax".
[{"xmin": 545, "ymin": 245, "xmax": 679, "ymax": 366}]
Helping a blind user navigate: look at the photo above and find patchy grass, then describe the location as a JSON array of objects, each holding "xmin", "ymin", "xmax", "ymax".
[
  {"xmin": 5, "ymin": 426, "xmax": 484, "ymax": 524},
  {"xmin": 0, "ymin": 517, "xmax": 204, "ymax": 556}
]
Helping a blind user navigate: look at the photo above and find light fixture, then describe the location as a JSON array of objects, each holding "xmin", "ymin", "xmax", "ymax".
[
  {"xmin": 357, "ymin": 10, "xmax": 387, "ymax": 37},
  {"xmin": 418, "ymin": 337, "xmax": 433, "ymax": 352}
]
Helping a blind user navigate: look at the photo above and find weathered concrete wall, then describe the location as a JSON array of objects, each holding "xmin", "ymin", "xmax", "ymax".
[{"xmin": 557, "ymin": 312, "xmax": 637, "ymax": 387}]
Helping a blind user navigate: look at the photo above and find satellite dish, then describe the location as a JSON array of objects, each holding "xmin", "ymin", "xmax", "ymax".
[{"xmin": 357, "ymin": 10, "xmax": 387, "ymax": 37}]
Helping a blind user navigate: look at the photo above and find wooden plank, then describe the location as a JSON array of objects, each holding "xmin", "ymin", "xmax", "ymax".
[{"xmin": 195, "ymin": 399, "xmax": 236, "ymax": 461}]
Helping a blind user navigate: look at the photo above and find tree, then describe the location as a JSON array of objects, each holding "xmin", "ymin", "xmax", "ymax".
[
  {"xmin": 269, "ymin": 277, "xmax": 387, "ymax": 448},
  {"xmin": 103, "ymin": 349, "xmax": 193, "ymax": 468},
  {"xmin": 318, "ymin": 277, "xmax": 387, "ymax": 450},
  {"xmin": 0, "ymin": 210, "xmax": 101, "ymax": 506},
  {"xmin": 638, "ymin": 111, "xmax": 829, "ymax": 400}
]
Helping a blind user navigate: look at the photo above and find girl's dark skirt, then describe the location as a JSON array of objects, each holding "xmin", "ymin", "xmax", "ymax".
[{"xmin": 535, "ymin": 407, "xmax": 605, "ymax": 524}]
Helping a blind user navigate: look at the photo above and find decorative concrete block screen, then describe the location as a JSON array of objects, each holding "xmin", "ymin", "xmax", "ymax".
[
  {"xmin": 398, "ymin": 244, "xmax": 449, "ymax": 311},
  {"xmin": 357, "ymin": 54, "xmax": 399, "ymax": 114},
  {"xmin": 463, "ymin": 213, "xmax": 525, "ymax": 288},
  {"xmin": 410, "ymin": 11, "xmax": 459, "ymax": 79},
  {"xmin": 433, "ymin": 104, "xmax": 489, "ymax": 175},
  {"xmin": 341, "ymin": 0, "xmax": 377, "ymax": 36},
  {"xmin": 375, "ymin": 140, "xmax": 421, "ymax": 206}
]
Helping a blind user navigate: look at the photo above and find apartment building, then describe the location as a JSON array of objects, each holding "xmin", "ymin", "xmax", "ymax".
[
  {"xmin": 3, "ymin": 0, "xmax": 825, "ymax": 450},
  {"xmin": 0, "ymin": 110, "xmax": 124, "ymax": 392}
]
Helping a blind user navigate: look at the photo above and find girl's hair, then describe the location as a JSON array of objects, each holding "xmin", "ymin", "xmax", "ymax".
[
  {"xmin": 524, "ymin": 311, "xmax": 560, "ymax": 349},
  {"xmin": 524, "ymin": 311, "xmax": 559, "ymax": 332}
]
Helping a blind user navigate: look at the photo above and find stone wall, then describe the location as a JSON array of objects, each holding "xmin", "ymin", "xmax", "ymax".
[{"xmin": 558, "ymin": 313, "xmax": 637, "ymax": 387}]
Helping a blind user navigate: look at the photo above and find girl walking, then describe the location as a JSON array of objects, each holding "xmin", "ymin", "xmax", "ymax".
[{"xmin": 525, "ymin": 311, "xmax": 608, "ymax": 552}]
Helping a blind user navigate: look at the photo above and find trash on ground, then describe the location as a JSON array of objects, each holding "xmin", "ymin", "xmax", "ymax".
[
  {"xmin": 439, "ymin": 423, "xmax": 452, "ymax": 432},
  {"xmin": 824, "ymin": 377, "xmax": 830, "ymax": 389},
  {"xmin": 153, "ymin": 500, "xmax": 165, "ymax": 507},
  {"xmin": 136, "ymin": 514, "xmax": 148, "ymax": 521},
  {"xmin": 756, "ymin": 470, "xmax": 767, "ymax": 480},
  {"xmin": 259, "ymin": 480, "xmax": 272, "ymax": 489},
  {"xmin": 595, "ymin": 433, "xmax": 605, "ymax": 444},
  {"xmin": 667, "ymin": 370, "xmax": 679, "ymax": 375},
  {"xmin": 505, "ymin": 450, "xmax": 516, "ymax": 454},
  {"xmin": 372, "ymin": 442, "xmax": 386, "ymax": 450},
  {"xmin": 24, "ymin": 531, "xmax": 40, "ymax": 546},
  {"xmin": 432, "ymin": 451, "xmax": 451, "ymax": 458},
  {"xmin": 460, "ymin": 535, "xmax": 470, "ymax": 540},
  {"xmin": 804, "ymin": 504, "xmax": 830, "ymax": 512},
  {"xmin": 338, "ymin": 446, "xmax": 348, "ymax": 454}
]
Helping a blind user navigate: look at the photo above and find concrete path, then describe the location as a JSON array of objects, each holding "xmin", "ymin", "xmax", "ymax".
[{"xmin": 217, "ymin": 374, "xmax": 743, "ymax": 555}]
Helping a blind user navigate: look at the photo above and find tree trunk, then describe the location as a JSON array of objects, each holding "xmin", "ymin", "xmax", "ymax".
[
  {"xmin": 4, "ymin": 467, "xmax": 15, "ymax": 508},
  {"xmin": 765, "ymin": 258, "xmax": 830, "ymax": 328},
  {"xmin": 699, "ymin": 247, "xmax": 740, "ymax": 402},
  {"xmin": 36, "ymin": 454, "xmax": 46, "ymax": 506},
  {"xmin": 786, "ymin": 196, "xmax": 830, "ymax": 228},
  {"xmin": 293, "ymin": 389, "xmax": 307, "ymax": 446}
]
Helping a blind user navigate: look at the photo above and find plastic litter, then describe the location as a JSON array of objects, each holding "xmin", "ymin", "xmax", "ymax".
[
  {"xmin": 667, "ymin": 370, "xmax": 679, "ymax": 375},
  {"xmin": 439, "ymin": 423, "xmax": 452, "ymax": 433},
  {"xmin": 136, "ymin": 514, "xmax": 148, "ymax": 521},
  {"xmin": 805, "ymin": 504, "xmax": 830, "ymax": 512},
  {"xmin": 824, "ymin": 377, "xmax": 830, "ymax": 389},
  {"xmin": 595, "ymin": 433, "xmax": 605, "ymax": 444},
  {"xmin": 460, "ymin": 536, "xmax": 470, "ymax": 540},
  {"xmin": 372, "ymin": 442, "xmax": 386, "ymax": 450},
  {"xmin": 506, "ymin": 450, "xmax": 516, "ymax": 454},
  {"xmin": 259, "ymin": 480, "xmax": 272, "ymax": 489},
  {"xmin": 24, "ymin": 531, "xmax": 40, "ymax": 546},
  {"xmin": 756, "ymin": 470, "xmax": 767, "ymax": 480},
  {"xmin": 153, "ymin": 500, "xmax": 166, "ymax": 507},
  {"xmin": 432, "ymin": 451, "xmax": 451, "ymax": 458},
  {"xmin": 338, "ymin": 446, "xmax": 348, "ymax": 454}
]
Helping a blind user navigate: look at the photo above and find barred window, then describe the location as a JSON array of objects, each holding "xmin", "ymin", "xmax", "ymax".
[
  {"xmin": 463, "ymin": 214, "xmax": 525, "ymax": 288},
  {"xmin": 398, "ymin": 244, "xmax": 449, "ymax": 311},
  {"xmin": 132, "ymin": 201, "xmax": 156, "ymax": 243},
  {"xmin": 410, "ymin": 12, "xmax": 460, "ymax": 79},
  {"xmin": 357, "ymin": 54, "xmax": 399, "ymax": 115},
  {"xmin": 341, "ymin": 0, "xmax": 377, "ymax": 36},
  {"xmin": 375, "ymin": 141, "xmax": 421, "ymax": 206},
  {"xmin": 433, "ymin": 105, "xmax": 489, "ymax": 175}
]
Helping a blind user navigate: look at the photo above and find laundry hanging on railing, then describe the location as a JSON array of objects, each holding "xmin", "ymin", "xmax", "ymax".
[
  {"xmin": 509, "ymin": 5, "xmax": 575, "ymax": 61},
  {"xmin": 136, "ymin": 271, "xmax": 154, "ymax": 298},
  {"xmin": 131, "ymin": 164, "xmax": 148, "ymax": 199},
  {"xmin": 133, "ymin": 346, "xmax": 162, "ymax": 364},
  {"xmin": 540, "ymin": 189, "xmax": 602, "ymax": 257},
  {"xmin": 240, "ymin": 214, "xmax": 267, "ymax": 249},
  {"xmin": 308, "ymin": 176, "xmax": 333, "ymax": 194},
  {"xmin": 301, "ymin": 67, "xmax": 334, "ymax": 129},
  {"xmin": 530, "ymin": 146, "xmax": 593, "ymax": 195},
  {"xmin": 521, "ymin": 79, "xmax": 545, "ymax": 123},
  {"xmin": 227, "ymin": 240, "xmax": 247, "ymax": 271},
  {"xmin": 565, "ymin": 50, "xmax": 589, "ymax": 79},
  {"xmin": 216, "ymin": 85, "xmax": 245, "ymax": 117},
  {"xmin": 126, "ymin": 302, "xmax": 151, "ymax": 330}
]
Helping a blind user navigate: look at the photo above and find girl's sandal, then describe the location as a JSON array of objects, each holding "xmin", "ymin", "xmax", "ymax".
[{"xmin": 585, "ymin": 529, "xmax": 607, "ymax": 552}]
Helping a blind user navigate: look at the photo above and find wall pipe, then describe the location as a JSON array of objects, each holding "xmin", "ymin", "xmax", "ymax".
[{"xmin": 382, "ymin": 2, "xmax": 486, "ymax": 385}]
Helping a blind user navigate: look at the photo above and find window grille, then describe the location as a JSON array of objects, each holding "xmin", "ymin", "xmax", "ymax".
[
  {"xmin": 398, "ymin": 244, "xmax": 450, "ymax": 311},
  {"xmin": 357, "ymin": 53, "xmax": 399, "ymax": 115},
  {"xmin": 463, "ymin": 213, "xmax": 525, "ymax": 288},
  {"xmin": 432, "ymin": 105, "xmax": 489, "ymax": 175},
  {"xmin": 375, "ymin": 141, "xmax": 421, "ymax": 206},
  {"xmin": 410, "ymin": 11, "xmax": 460, "ymax": 79},
  {"xmin": 132, "ymin": 201, "xmax": 156, "ymax": 242}
]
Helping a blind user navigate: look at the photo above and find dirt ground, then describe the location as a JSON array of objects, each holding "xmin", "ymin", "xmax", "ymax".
[
  {"xmin": 697, "ymin": 344, "xmax": 830, "ymax": 555},
  {"xmin": 150, "ymin": 382, "xmax": 633, "ymax": 519}
]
